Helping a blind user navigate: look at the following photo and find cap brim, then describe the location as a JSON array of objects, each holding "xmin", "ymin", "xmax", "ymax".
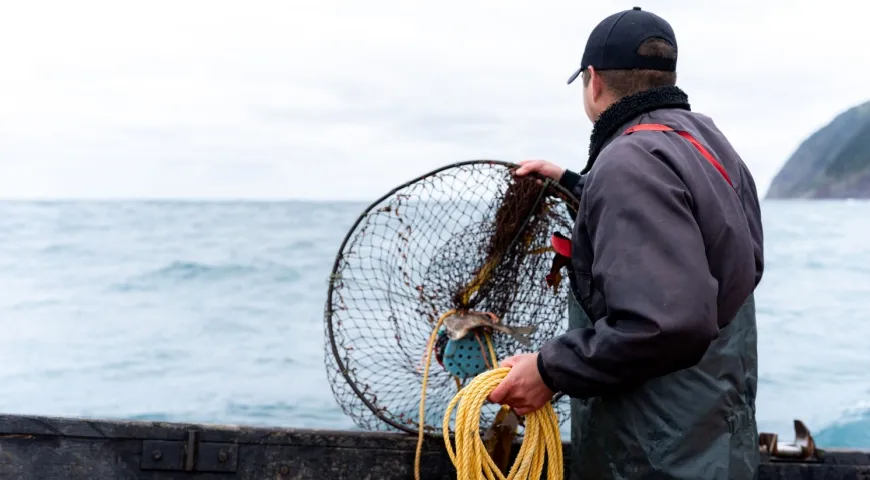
[{"xmin": 567, "ymin": 67, "xmax": 583, "ymax": 85}]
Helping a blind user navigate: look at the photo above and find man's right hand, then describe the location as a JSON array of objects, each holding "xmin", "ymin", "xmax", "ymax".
[{"xmin": 513, "ymin": 160, "xmax": 566, "ymax": 181}]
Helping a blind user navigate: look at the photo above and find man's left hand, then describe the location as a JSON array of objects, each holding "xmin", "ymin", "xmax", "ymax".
[{"xmin": 486, "ymin": 353, "xmax": 555, "ymax": 416}]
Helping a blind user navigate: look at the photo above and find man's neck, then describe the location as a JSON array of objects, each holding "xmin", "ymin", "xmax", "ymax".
[{"xmin": 582, "ymin": 85, "xmax": 691, "ymax": 174}]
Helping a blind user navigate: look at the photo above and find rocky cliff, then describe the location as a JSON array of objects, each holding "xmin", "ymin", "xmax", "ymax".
[{"xmin": 766, "ymin": 101, "xmax": 870, "ymax": 199}]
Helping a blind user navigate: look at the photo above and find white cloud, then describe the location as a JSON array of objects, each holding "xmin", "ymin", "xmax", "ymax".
[{"xmin": 1, "ymin": 0, "xmax": 868, "ymax": 199}]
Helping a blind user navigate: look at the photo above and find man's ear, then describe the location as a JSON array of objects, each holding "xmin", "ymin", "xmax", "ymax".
[{"xmin": 588, "ymin": 66, "xmax": 604, "ymax": 103}]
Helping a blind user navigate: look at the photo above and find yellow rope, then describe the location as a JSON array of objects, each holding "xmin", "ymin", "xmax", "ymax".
[
  {"xmin": 443, "ymin": 368, "xmax": 562, "ymax": 480},
  {"xmin": 414, "ymin": 310, "xmax": 563, "ymax": 480},
  {"xmin": 414, "ymin": 310, "xmax": 455, "ymax": 480}
]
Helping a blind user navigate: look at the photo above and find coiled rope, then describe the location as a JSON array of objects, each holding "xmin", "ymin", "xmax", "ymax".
[{"xmin": 414, "ymin": 310, "xmax": 563, "ymax": 480}]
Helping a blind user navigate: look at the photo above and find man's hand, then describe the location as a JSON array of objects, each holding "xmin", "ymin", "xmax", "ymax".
[
  {"xmin": 513, "ymin": 160, "xmax": 565, "ymax": 181},
  {"xmin": 486, "ymin": 353, "xmax": 555, "ymax": 416}
]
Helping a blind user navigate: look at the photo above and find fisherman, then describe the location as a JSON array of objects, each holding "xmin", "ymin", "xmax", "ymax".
[{"xmin": 487, "ymin": 7, "xmax": 765, "ymax": 479}]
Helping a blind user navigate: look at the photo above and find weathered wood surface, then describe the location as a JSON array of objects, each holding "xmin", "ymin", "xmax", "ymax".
[{"xmin": 0, "ymin": 413, "xmax": 867, "ymax": 479}]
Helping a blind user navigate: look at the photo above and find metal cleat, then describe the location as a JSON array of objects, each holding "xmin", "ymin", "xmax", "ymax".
[{"xmin": 758, "ymin": 419, "xmax": 817, "ymax": 462}]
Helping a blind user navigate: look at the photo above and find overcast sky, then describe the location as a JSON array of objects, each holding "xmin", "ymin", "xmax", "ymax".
[{"xmin": 1, "ymin": 0, "xmax": 867, "ymax": 200}]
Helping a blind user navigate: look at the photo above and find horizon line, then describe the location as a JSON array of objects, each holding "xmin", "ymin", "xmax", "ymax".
[
  {"xmin": 0, "ymin": 197, "xmax": 374, "ymax": 203},
  {"xmin": 0, "ymin": 197, "xmax": 864, "ymax": 203}
]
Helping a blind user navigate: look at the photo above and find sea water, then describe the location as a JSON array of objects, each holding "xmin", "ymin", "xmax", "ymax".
[{"xmin": 0, "ymin": 200, "xmax": 868, "ymax": 447}]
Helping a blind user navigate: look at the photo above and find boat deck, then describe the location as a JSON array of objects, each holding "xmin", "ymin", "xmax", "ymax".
[{"xmin": 0, "ymin": 414, "xmax": 866, "ymax": 479}]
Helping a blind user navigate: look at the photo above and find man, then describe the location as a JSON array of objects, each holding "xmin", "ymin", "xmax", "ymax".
[{"xmin": 487, "ymin": 7, "xmax": 765, "ymax": 479}]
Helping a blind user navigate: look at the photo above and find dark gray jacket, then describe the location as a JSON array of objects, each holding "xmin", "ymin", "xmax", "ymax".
[{"xmin": 538, "ymin": 86, "xmax": 764, "ymax": 479}]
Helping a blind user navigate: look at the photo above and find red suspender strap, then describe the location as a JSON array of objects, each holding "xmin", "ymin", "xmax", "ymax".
[
  {"xmin": 547, "ymin": 123, "xmax": 733, "ymax": 260},
  {"xmin": 623, "ymin": 123, "xmax": 734, "ymax": 187}
]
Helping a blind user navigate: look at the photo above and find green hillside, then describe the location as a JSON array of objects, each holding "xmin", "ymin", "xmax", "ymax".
[{"xmin": 767, "ymin": 101, "xmax": 870, "ymax": 199}]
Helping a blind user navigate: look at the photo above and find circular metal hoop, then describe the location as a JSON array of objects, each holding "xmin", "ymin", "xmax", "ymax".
[{"xmin": 324, "ymin": 159, "xmax": 580, "ymax": 434}]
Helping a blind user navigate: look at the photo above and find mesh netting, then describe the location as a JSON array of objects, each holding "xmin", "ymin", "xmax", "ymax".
[{"xmin": 324, "ymin": 160, "xmax": 579, "ymax": 435}]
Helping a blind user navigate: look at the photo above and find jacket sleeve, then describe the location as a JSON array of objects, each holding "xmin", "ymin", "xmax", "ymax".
[
  {"xmin": 558, "ymin": 169, "xmax": 584, "ymax": 198},
  {"xmin": 538, "ymin": 139, "xmax": 720, "ymax": 399}
]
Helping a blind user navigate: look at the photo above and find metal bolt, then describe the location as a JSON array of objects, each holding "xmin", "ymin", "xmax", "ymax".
[
  {"xmin": 152, "ymin": 450, "xmax": 163, "ymax": 461},
  {"xmin": 218, "ymin": 450, "xmax": 228, "ymax": 463},
  {"xmin": 279, "ymin": 465, "xmax": 290, "ymax": 475}
]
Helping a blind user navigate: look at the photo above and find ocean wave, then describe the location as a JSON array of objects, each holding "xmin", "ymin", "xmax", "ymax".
[
  {"xmin": 225, "ymin": 401, "xmax": 296, "ymax": 419},
  {"xmin": 125, "ymin": 412, "xmax": 173, "ymax": 422},
  {"xmin": 224, "ymin": 400, "xmax": 347, "ymax": 426},
  {"xmin": 9, "ymin": 298, "xmax": 63, "ymax": 311},
  {"xmin": 110, "ymin": 260, "xmax": 301, "ymax": 291},
  {"xmin": 814, "ymin": 401, "xmax": 870, "ymax": 448},
  {"xmin": 38, "ymin": 243, "xmax": 83, "ymax": 255},
  {"xmin": 147, "ymin": 261, "xmax": 259, "ymax": 280}
]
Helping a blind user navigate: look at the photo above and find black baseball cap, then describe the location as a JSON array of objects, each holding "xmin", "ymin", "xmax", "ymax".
[{"xmin": 567, "ymin": 6, "xmax": 677, "ymax": 85}]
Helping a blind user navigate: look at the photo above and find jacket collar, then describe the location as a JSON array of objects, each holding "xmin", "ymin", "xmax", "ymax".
[{"xmin": 582, "ymin": 86, "xmax": 691, "ymax": 174}]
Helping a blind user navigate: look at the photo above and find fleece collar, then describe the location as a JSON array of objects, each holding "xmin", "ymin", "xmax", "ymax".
[{"xmin": 582, "ymin": 86, "xmax": 691, "ymax": 174}]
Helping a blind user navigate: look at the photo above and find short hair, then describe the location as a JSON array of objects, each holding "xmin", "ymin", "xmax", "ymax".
[{"xmin": 582, "ymin": 37, "xmax": 677, "ymax": 98}]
